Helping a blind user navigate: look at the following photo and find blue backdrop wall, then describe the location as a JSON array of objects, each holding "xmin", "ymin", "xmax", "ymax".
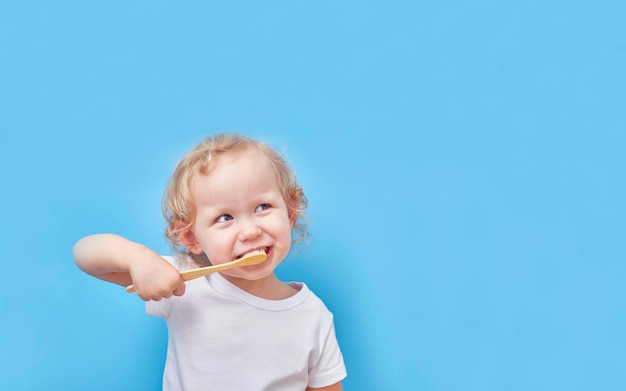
[{"xmin": 1, "ymin": 1, "xmax": 625, "ymax": 390}]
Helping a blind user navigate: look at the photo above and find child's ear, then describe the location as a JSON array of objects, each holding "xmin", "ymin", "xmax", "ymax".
[{"xmin": 176, "ymin": 223, "xmax": 203, "ymax": 254}]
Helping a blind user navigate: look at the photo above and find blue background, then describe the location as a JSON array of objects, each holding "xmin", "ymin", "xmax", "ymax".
[{"xmin": 1, "ymin": 1, "xmax": 625, "ymax": 390}]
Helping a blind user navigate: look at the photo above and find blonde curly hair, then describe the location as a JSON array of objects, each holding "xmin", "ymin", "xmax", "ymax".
[{"xmin": 162, "ymin": 133, "xmax": 308, "ymax": 265}]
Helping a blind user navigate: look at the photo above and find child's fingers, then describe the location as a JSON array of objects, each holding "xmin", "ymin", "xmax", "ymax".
[
  {"xmin": 173, "ymin": 281, "xmax": 186, "ymax": 297},
  {"xmin": 137, "ymin": 279, "xmax": 185, "ymax": 301},
  {"xmin": 136, "ymin": 288, "xmax": 164, "ymax": 301},
  {"xmin": 133, "ymin": 284, "xmax": 172, "ymax": 301}
]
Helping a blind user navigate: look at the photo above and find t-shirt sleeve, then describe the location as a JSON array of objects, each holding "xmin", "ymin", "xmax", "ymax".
[
  {"xmin": 308, "ymin": 316, "xmax": 347, "ymax": 388},
  {"xmin": 146, "ymin": 296, "xmax": 171, "ymax": 318}
]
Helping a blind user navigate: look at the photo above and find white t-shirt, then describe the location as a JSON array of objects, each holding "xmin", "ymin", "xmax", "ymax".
[{"xmin": 146, "ymin": 257, "xmax": 347, "ymax": 391}]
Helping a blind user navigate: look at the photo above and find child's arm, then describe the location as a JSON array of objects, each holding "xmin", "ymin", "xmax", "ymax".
[{"xmin": 73, "ymin": 233, "xmax": 186, "ymax": 301}]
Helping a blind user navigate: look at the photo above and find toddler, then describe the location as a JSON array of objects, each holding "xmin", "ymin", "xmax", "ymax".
[{"xmin": 73, "ymin": 133, "xmax": 347, "ymax": 390}]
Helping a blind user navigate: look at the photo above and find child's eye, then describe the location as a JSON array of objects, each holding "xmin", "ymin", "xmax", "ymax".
[
  {"xmin": 216, "ymin": 214, "xmax": 233, "ymax": 223},
  {"xmin": 255, "ymin": 204, "xmax": 271, "ymax": 213}
]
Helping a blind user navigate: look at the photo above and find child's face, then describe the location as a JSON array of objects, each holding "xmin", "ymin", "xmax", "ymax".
[{"xmin": 185, "ymin": 147, "xmax": 293, "ymax": 283}]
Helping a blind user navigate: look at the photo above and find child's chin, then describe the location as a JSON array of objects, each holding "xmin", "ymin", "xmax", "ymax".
[{"xmin": 242, "ymin": 264, "xmax": 272, "ymax": 277}]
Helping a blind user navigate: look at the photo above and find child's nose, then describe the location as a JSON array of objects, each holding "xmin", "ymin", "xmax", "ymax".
[{"xmin": 238, "ymin": 220, "xmax": 262, "ymax": 241}]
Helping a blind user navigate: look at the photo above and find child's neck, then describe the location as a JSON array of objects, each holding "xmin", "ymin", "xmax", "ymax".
[{"xmin": 220, "ymin": 272, "xmax": 299, "ymax": 300}]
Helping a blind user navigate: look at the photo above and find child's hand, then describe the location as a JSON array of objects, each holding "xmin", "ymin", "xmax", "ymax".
[{"xmin": 127, "ymin": 250, "xmax": 186, "ymax": 301}]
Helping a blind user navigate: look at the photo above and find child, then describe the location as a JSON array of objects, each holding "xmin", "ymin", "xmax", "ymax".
[{"xmin": 73, "ymin": 133, "xmax": 347, "ymax": 390}]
